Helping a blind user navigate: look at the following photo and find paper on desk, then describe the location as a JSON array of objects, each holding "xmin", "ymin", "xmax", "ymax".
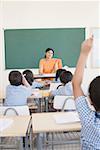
[
  {"xmin": 0, "ymin": 118, "xmax": 13, "ymax": 131},
  {"xmin": 42, "ymin": 73, "xmax": 55, "ymax": 77},
  {"xmin": 53, "ymin": 112, "xmax": 80, "ymax": 124}
]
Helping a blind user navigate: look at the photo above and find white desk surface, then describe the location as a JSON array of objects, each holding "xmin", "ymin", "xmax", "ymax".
[
  {"xmin": 29, "ymin": 89, "xmax": 50, "ymax": 99},
  {"xmin": 32, "ymin": 112, "xmax": 81, "ymax": 133},
  {"xmin": 0, "ymin": 115, "xmax": 30, "ymax": 137},
  {"xmin": 34, "ymin": 73, "xmax": 55, "ymax": 79}
]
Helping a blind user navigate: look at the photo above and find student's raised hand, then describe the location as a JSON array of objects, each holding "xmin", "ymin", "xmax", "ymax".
[
  {"xmin": 81, "ymin": 36, "xmax": 93, "ymax": 55},
  {"xmin": 22, "ymin": 74, "xmax": 30, "ymax": 87}
]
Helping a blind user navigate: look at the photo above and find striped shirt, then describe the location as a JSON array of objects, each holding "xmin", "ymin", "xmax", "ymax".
[{"xmin": 75, "ymin": 96, "xmax": 100, "ymax": 150}]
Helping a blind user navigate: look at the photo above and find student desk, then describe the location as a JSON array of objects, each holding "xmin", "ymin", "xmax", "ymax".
[
  {"xmin": 0, "ymin": 92, "xmax": 5, "ymax": 105},
  {"xmin": 0, "ymin": 115, "xmax": 31, "ymax": 149},
  {"xmin": 28, "ymin": 90, "xmax": 50, "ymax": 112},
  {"xmin": 32, "ymin": 112, "xmax": 81, "ymax": 150}
]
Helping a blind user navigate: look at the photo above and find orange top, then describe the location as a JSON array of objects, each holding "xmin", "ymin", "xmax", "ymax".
[{"xmin": 39, "ymin": 58, "xmax": 62, "ymax": 74}]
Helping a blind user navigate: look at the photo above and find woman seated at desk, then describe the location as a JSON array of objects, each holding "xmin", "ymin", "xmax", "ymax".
[{"xmin": 39, "ymin": 48, "xmax": 62, "ymax": 75}]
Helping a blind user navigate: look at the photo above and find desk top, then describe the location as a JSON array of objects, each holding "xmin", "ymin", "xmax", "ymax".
[
  {"xmin": 32, "ymin": 112, "xmax": 81, "ymax": 133},
  {"xmin": 34, "ymin": 73, "xmax": 56, "ymax": 79},
  {"xmin": 0, "ymin": 115, "xmax": 30, "ymax": 137},
  {"xmin": 29, "ymin": 89, "xmax": 50, "ymax": 99}
]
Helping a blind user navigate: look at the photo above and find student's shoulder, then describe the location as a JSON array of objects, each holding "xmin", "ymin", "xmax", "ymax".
[{"xmin": 65, "ymin": 82, "xmax": 72, "ymax": 86}]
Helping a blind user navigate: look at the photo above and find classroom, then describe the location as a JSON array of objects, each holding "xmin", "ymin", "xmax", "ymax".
[
  {"xmin": 0, "ymin": 0, "xmax": 100, "ymax": 95},
  {"xmin": 0, "ymin": 0, "xmax": 100, "ymax": 150}
]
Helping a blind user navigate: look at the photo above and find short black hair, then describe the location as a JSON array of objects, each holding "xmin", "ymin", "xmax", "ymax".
[
  {"xmin": 9, "ymin": 71, "xmax": 22, "ymax": 86},
  {"xmin": 55, "ymin": 69, "xmax": 66, "ymax": 81},
  {"xmin": 60, "ymin": 70, "xmax": 73, "ymax": 85},
  {"xmin": 88, "ymin": 76, "xmax": 100, "ymax": 111},
  {"xmin": 22, "ymin": 70, "xmax": 34, "ymax": 86},
  {"xmin": 45, "ymin": 48, "xmax": 54, "ymax": 55}
]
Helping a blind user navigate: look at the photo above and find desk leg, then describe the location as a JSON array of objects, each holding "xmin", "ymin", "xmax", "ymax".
[
  {"xmin": 36, "ymin": 98, "xmax": 41, "ymax": 112},
  {"xmin": 36, "ymin": 133, "xmax": 43, "ymax": 150},
  {"xmin": 25, "ymin": 133, "xmax": 29, "ymax": 150},
  {"xmin": 45, "ymin": 97, "xmax": 48, "ymax": 112},
  {"xmin": 51, "ymin": 133, "xmax": 54, "ymax": 150},
  {"xmin": 19, "ymin": 137, "xmax": 24, "ymax": 150},
  {"xmin": 39, "ymin": 98, "xmax": 42, "ymax": 112}
]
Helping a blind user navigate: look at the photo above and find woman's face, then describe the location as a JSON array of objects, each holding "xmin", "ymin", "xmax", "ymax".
[{"xmin": 45, "ymin": 50, "xmax": 54, "ymax": 59}]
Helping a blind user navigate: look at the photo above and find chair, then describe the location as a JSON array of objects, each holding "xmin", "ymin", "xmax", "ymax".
[
  {"xmin": 52, "ymin": 96, "xmax": 80, "ymax": 149},
  {"xmin": 0, "ymin": 105, "xmax": 30, "ymax": 116},
  {"xmin": 0, "ymin": 105, "xmax": 31, "ymax": 150},
  {"xmin": 53, "ymin": 95, "xmax": 76, "ymax": 111},
  {"xmin": 49, "ymin": 83, "xmax": 62, "ymax": 91}
]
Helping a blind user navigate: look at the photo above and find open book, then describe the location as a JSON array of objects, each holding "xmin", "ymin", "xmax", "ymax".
[
  {"xmin": 0, "ymin": 118, "xmax": 13, "ymax": 131},
  {"xmin": 53, "ymin": 112, "xmax": 80, "ymax": 124}
]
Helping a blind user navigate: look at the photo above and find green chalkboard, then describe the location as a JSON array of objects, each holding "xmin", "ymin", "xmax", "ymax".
[{"xmin": 4, "ymin": 28, "xmax": 85, "ymax": 69}]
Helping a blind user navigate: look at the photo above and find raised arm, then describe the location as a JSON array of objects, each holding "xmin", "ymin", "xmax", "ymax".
[
  {"xmin": 22, "ymin": 75, "xmax": 31, "ymax": 87},
  {"xmin": 72, "ymin": 37, "xmax": 93, "ymax": 99}
]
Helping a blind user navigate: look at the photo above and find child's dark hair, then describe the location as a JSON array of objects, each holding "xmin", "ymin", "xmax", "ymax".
[
  {"xmin": 9, "ymin": 71, "xmax": 22, "ymax": 86},
  {"xmin": 88, "ymin": 76, "xmax": 100, "ymax": 111},
  {"xmin": 55, "ymin": 69, "xmax": 66, "ymax": 81},
  {"xmin": 44, "ymin": 48, "xmax": 54, "ymax": 58},
  {"xmin": 60, "ymin": 70, "xmax": 73, "ymax": 85},
  {"xmin": 22, "ymin": 70, "xmax": 34, "ymax": 86}
]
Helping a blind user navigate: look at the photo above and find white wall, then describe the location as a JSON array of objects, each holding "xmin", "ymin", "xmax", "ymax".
[
  {"xmin": 0, "ymin": 0, "xmax": 100, "ymax": 96},
  {"xmin": 2, "ymin": 1, "xmax": 99, "ymax": 28}
]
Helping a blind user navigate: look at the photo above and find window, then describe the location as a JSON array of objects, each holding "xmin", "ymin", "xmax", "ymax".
[{"xmin": 92, "ymin": 28, "xmax": 100, "ymax": 68}]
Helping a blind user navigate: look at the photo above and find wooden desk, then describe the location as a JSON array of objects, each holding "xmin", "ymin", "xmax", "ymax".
[
  {"xmin": 32, "ymin": 112, "xmax": 81, "ymax": 150},
  {"xmin": 0, "ymin": 116, "xmax": 30, "ymax": 137},
  {"xmin": 28, "ymin": 90, "xmax": 50, "ymax": 112},
  {"xmin": 0, "ymin": 115, "xmax": 31, "ymax": 149},
  {"xmin": 32, "ymin": 112, "xmax": 81, "ymax": 133}
]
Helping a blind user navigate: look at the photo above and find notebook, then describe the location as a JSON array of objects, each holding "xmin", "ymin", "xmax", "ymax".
[
  {"xmin": 53, "ymin": 112, "xmax": 80, "ymax": 124},
  {"xmin": 0, "ymin": 118, "xmax": 13, "ymax": 131}
]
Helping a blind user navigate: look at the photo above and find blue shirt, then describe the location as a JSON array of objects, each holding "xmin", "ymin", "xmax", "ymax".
[
  {"xmin": 75, "ymin": 96, "xmax": 100, "ymax": 150},
  {"xmin": 4, "ymin": 85, "xmax": 32, "ymax": 106},
  {"xmin": 51, "ymin": 82, "xmax": 73, "ymax": 96},
  {"xmin": 32, "ymin": 81, "xmax": 43, "ymax": 89}
]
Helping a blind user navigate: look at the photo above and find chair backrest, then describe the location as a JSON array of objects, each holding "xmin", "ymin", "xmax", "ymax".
[
  {"xmin": 53, "ymin": 95, "xmax": 76, "ymax": 111},
  {"xmin": 49, "ymin": 83, "xmax": 62, "ymax": 91},
  {"xmin": 0, "ymin": 105, "xmax": 30, "ymax": 116}
]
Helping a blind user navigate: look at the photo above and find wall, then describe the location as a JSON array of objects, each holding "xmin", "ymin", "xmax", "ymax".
[{"xmin": 0, "ymin": 0, "xmax": 100, "ymax": 96}]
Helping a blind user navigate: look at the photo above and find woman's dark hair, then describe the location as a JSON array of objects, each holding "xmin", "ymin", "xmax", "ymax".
[
  {"xmin": 60, "ymin": 70, "xmax": 73, "ymax": 85},
  {"xmin": 22, "ymin": 70, "xmax": 34, "ymax": 86},
  {"xmin": 9, "ymin": 71, "xmax": 22, "ymax": 86},
  {"xmin": 55, "ymin": 69, "xmax": 66, "ymax": 81},
  {"xmin": 44, "ymin": 48, "xmax": 54, "ymax": 58},
  {"xmin": 88, "ymin": 76, "xmax": 100, "ymax": 111}
]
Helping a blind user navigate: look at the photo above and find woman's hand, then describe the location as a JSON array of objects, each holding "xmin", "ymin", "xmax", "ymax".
[{"xmin": 54, "ymin": 59, "xmax": 59, "ymax": 72}]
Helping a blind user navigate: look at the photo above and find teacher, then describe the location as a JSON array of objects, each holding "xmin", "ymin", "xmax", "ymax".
[{"xmin": 39, "ymin": 48, "xmax": 62, "ymax": 74}]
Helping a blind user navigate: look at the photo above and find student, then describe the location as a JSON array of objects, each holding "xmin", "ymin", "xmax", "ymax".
[
  {"xmin": 39, "ymin": 48, "xmax": 62, "ymax": 74},
  {"xmin": 4, "ymin": 71, "xmax": 32, "ymax": 106},
  {"xmin": 72, "ymin": 37, "xmax": 100, "ymax": 149},
  {"xmin": 55, "ymin": 68, "xmax": 66, "ymax": 82},
  {"xmin": 50, "ymin": 70, "xmax": 73, "ymax": 96},
  {"xmin": 22, "ymin": 70, "xmax": 44, "ymax": 89}
]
